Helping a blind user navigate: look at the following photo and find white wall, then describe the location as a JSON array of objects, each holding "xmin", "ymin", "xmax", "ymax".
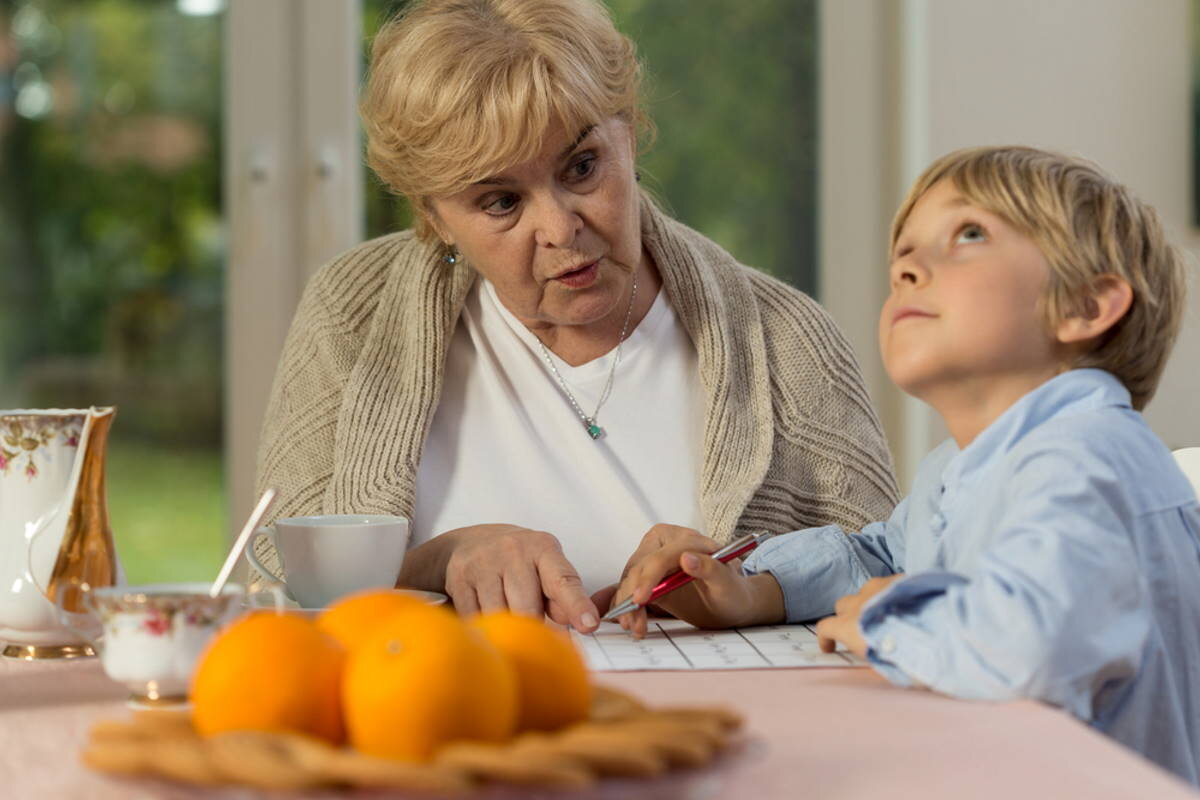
[{"xmin": 823, "ymin": 0, "xmax": 1199, "ymax": 489}]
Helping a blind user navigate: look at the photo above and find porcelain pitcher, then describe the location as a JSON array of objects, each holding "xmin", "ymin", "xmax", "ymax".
[{"xmin": 0, "ymin": 407, "xmax": 120, "ymax": 658}]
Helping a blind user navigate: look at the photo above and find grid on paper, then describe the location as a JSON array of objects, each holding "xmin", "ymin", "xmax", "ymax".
[{"xmin": 572, "ymin": 620, "xmax": 865, "ymax": 671}]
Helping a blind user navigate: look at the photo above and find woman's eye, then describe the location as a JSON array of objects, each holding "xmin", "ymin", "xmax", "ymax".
[
  {"xmin": 566, "ymin": 155, "xmax": 597, "ymax": 182},
  {"xmin": 483, "ymin": 194, "xmax": 519, "ymax": 216},
  {"xmin": 955, "ymin": 224, "xmax": 986, "ymax": 244}
]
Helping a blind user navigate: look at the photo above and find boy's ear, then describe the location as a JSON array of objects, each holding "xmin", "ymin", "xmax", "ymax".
[{"xmin": 1055, "ymin": 274, "xmax": 1133, "ymax": 346}]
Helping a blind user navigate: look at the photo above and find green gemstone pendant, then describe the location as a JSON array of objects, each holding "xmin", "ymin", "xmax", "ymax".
[{"xmin": 586, "ymin": 422, "xmax": 604, "ymax": 440}]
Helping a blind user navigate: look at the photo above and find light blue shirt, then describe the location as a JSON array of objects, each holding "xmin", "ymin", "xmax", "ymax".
[{"xmin": 743, "ymin": 369, "xmax": 1200, "ymax": 783}]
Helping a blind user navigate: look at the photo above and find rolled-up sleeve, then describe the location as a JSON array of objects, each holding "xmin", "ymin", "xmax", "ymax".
[{"xmin": 743, "ymin": 498, "xmax": 908, "ymax": 622}]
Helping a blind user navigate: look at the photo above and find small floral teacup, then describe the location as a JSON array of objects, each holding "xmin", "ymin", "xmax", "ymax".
[{"xmin": 58, "ymin": 582, "xmax": 277, "ymax": 706}]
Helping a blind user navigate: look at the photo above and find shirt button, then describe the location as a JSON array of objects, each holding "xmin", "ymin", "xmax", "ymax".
[{"xmin": 879, "ymin": 635, "xmax": 897, "ymax": 654}]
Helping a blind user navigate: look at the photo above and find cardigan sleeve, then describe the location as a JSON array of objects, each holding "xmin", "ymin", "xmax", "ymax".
[
  {"xmin": 255, "ymin": 278, "xmax": 358, "ymax": 519},
  {"xmin": 747, "ymin": 271, "xmax": 900, "ymax": 534},
  {"xmin": 251, "ymin": 243, "xmax": 394, "ymax": 580}
]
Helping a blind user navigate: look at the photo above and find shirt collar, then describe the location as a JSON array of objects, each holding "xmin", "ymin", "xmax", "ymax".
[{"xmin": 939, "ymin": 369, "xmax": 1131, "ymax": 496}]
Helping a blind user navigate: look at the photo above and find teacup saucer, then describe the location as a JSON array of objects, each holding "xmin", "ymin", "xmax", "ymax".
[
  {"xmin": 396, "ymin": 588, "xmax": 448, "ymax": 606},
  {"xmin": 242, "ymin": 588, "xmax": 449, "ymax": 615},
  {"xmin": 292, "ymin": 589, "xmax": 450, "ymax": 613}
]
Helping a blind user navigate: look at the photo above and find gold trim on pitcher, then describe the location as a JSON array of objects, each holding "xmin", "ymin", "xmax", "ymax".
[
  {"xmin": 46, "ymin": 407, "xmax": 118, "ymax": 614},
  {"xmin": 2, "ymin": 643, "xmax": 96, "ymax": 660}
]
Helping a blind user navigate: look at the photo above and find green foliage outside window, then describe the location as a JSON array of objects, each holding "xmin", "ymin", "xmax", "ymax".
[
  {"xmin": 0, "ymin": 1, "xmax": 226, "ymax": 583},
  {"xmin": 0, "ymin": 0, "xmax": 223, "ymax": 441}
]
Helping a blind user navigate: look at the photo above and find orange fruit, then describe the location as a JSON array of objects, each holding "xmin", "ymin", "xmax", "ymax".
[
  {"xmin": 316, "ymin": 589, "xmax": 430, "ymax": 650},
  {"xmin": 342, "ymin": 604, "xmax": 518, "ymax": 762},
  {"xmin": 469, "ymin": 611, "xmax": 592, "ymax": 732},
  {"xmin": 190, "ymin": 611, "xmax": 345, "ymax": 744}
]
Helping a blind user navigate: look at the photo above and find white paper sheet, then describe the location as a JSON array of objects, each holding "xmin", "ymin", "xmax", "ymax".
[{"xmin": 571, "ymin": 619, "xmax": 867, "ymax": 671}]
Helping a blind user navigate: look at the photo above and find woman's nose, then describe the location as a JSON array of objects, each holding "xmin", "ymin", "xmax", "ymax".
[{"xmin": 532, "ymin": 190, "xmax": 583, "ymax": 248}]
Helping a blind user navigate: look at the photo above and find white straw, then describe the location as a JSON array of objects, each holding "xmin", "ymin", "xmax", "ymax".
[{"xmin": 209, "ymin": 488, "xmax": 278, "ymax": 598}]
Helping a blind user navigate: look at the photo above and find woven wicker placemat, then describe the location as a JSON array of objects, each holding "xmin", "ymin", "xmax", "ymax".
[{"xmin": 82, "ymin": 686, "xmax": 742, "ymax": 792}]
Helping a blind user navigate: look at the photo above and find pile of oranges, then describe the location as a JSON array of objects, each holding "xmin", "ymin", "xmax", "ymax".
[{"xmin": 189, "ymin": 590, "xmax": 593, "ymax": 762}]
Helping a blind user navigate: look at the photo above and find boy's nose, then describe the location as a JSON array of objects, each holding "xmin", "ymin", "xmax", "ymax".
[{"xmin": 889, "ymin": 254, "xmax": 929, "ymax": 289}]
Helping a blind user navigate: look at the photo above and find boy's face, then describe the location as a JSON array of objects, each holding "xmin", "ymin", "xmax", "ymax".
[{"xmin": 880, "ymin": 179, "xmax": 1066, "ymax": 413}]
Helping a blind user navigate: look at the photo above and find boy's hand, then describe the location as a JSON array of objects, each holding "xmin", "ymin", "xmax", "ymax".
[
  {"xmin": 607, "ymin": 525, "xmax": 785, "ymax": 638},
  {"xmin": 815, "ymin": 575, "xmax": 906, "ymax": 658}
]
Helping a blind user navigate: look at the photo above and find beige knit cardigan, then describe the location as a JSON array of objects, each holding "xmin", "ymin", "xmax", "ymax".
[{"xmin": 254, "ymin": 200, "xmax": 899, "ymax": 576}]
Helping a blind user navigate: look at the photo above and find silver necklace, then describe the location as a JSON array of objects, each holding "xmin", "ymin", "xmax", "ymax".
[{"xmin": 536, "ymin": 272, "xmax": 638, "ymax": 440}]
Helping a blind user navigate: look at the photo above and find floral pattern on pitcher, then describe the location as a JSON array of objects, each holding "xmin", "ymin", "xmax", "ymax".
[{"xmin": 0, "ymin": 417, "xmax": 82, "ymax": 481}]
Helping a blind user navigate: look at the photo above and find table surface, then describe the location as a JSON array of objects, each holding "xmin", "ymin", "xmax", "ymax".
[{"xmin": 2, "ymin": 655, "xmax": 1197, "ymax": 800}]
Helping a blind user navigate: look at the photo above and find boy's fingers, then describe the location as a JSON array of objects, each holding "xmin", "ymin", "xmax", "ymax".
[
  {"xmin": 679, "ymin": 551, "xmax": 738, "ymax": 586},
  {"xmin": 815, "ymin": 616, "xmax": 839, "ymax": 653},
  {"xmin": 680, "ymin": 552, "xmax": 707, "ymax": 576},
  {"xmin": 834, "ymin": 592, "xmax": 858, "ymax": 616},
  {"xmin": 632, "ymin": 609, "xmax": 649, "ymax": 639}
]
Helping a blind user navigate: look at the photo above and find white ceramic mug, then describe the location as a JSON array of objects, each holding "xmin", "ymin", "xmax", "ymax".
[
  {"xmin": 245, "ymin": 514, "xmax": 410, "ymax": 609},
  {"xmin": 54, "ymin": 582, "xmax": 275, "ymax": 705}
]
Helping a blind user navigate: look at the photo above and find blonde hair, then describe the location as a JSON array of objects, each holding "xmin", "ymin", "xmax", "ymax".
[
  {"xmin": 891, "ymin": 146, "xmax": 1187, "ymax": 410},
  {"xmin": 361, "ymin": 0, "xmax": 650, "ymax": 242}
]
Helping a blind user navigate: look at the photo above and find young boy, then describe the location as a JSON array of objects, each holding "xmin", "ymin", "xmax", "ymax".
[{"xmin": 612, "ymin": 146, "xmax": 1200, "ymax": 783}]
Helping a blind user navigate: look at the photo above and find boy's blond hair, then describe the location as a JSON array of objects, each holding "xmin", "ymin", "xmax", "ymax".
[
  {"xmin": 891, "ymin": 146, "xmax": 1186, "ymax": 410},
  {"xmin": 360, "ymin": 0, "xmax": 650, "ymax": 243}
]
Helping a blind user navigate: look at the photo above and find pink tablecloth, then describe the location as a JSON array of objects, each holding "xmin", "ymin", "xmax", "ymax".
[{"xmin": 1, "ymin": 655, "xmax": 1196, "ymax": 799}]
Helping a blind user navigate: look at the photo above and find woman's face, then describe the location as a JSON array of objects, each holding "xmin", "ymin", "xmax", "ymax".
[{"xmin": 428, "ymin": 116, "xmax": 645, "ymax": 335}]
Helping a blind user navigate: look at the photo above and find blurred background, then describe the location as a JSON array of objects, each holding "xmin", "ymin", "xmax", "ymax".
[
  {"xmin": 0, "ymin": 0, "xmax": 1196, "ymax": 581},
  {"xmin": 0, "ymin": 0, "xmax": 817, "ymax": 581}
]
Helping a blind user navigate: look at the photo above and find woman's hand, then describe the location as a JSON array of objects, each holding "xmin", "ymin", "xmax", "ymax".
[
  {"xmin": 607, "ymin": 525, "xmax": 785, "ymax": 638},
  {"xmin": 422, "ymin": 524, "xmax": 600, "ymax": 632}
]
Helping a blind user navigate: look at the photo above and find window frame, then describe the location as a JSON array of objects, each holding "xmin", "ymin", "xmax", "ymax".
[{"xmin": 225, "ymin": 0, "xmax": 363, "ymax": 535}]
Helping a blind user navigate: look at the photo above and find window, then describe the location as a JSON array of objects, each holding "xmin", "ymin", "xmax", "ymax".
[
  {"xmin": 0, "ymin": 0, "xmax": 824, "ymax": 571},
  {"xmin": 0, "ymin": 0, "xmax": 226, "ymax": 582}
]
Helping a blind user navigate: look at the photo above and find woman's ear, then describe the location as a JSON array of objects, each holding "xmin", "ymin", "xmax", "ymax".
[
  {"xmin": 421, "ymin": 200, "xmax": 454, "ymax": 247},
  {"xmin": 1056, "ymin": 274, "xmax": 1134, "ymax": 345}
]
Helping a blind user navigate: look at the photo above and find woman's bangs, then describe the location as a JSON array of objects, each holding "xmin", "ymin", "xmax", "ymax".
[{"xmin": 440, "ymin": 57, "xmax": 617, "ymax": 194}]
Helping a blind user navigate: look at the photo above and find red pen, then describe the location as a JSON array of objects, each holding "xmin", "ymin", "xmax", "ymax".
[{"xmin": 600, "ymin": 531, "xmax": 772, "ymax": 621}]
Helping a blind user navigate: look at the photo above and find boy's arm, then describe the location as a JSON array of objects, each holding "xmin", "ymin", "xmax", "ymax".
[
  {"xmin": 608, "ymin": 506, "xmax": 907, "ymax": 636},
  {"xmin": 851, "ymin": 444, "xmax": 1149, "ymax": 721},
  {"xmin": 741, "ymin": 497, "xmax": 909, "ymax": 623}
]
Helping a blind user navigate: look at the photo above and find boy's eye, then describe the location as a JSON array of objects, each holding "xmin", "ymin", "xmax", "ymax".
[
  {"xmin": 955, "ymin": 223, "xmax": 987, "ymax": 244},
  {"xmin": 482, "ymin": 193, "xmax": 519, "ymax": 216}
]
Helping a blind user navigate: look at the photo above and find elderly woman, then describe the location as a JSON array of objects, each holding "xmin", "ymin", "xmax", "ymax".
[{"xmin": 255, "ymin": 0, "xmax": 897, "ymax": 631}]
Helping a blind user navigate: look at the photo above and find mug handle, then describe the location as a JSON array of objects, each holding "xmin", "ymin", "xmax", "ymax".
[
  {"xmin": 25, "ymin": 508, "xmax": 103, "ymax": 649},
  {"xmin": 244, "ymin": 581, "xmax": 289, "ymax": 614},
  {"xmin": 244, "ymin": 527, "xmax": 294, "ymax": 604},
  {"xmin": 53, "ymin": 578, "xmax": 103, "ymax": 652}
]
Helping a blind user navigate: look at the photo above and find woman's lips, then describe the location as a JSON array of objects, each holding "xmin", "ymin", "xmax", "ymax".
[{"xmin": 553, "ymin": 261, "xmax": 599, "ymax": 289}]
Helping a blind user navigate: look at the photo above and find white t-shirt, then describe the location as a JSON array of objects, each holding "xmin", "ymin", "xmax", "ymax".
[{"xmin": 413, "ymin": 279, "xmax": 704, "ymax": 593}]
